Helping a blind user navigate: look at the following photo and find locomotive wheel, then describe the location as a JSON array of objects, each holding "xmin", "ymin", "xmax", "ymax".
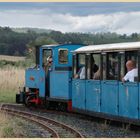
[
  {"xmin": 58, "ymin": 102, "xmax": 67, "ymax": 111},
  {"xmin": 45, "ymin": 101, "xmax": 50, "ymax": 109},
  {"xmin": 25, "ymin": 95, "xmax": 36, "ymax": 107},
  {"xmin": 61, "ymin": 103, "xmax": 67, "ymax": 111},
  {"xmin": 25, "ymin": 96, "xmax": 32, "ymax": 107}
]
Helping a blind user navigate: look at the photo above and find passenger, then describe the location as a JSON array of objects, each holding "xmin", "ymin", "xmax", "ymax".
[
  {"xmin": 122, "ymin": 60, "xmax": 138, "ymax": 82},
  {"xmin": 93, "ymin": 63, "xmax": 99, "ymax": 73},
  {"xmin": 91, "ymin": 57, "xmax": 99, "ymax": 79},
  {"xmin": 74, "ymin": 66, "xmax": 85, "ymax": 79},
  {"xmin": 74, "ymin": 57, "xmax": 98, "ymax": 80},
  {"xmin": 91, "ymin": 56, "xmax": 99, "ymax": 73},
  {"xmin": 93, "ymin": 67, "xmax": 100, "ymax": 80}
]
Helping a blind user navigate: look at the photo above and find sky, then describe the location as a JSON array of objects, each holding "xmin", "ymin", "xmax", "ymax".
[{"xmin": 0, "ymin": 2, "xmax": 140, "ymax": 34}]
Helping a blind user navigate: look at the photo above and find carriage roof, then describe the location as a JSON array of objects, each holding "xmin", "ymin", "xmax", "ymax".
[{"xmin": 73, "ymin": 41, "xmax": 140, "ymax": 53}]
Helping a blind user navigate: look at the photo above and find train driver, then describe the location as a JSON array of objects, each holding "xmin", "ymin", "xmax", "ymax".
[
  {"xmin": 122, "ymin": 60, "xmax": 138, "ymax": 82},
  {"xmin": 43, "ymin": 55, "xmax": 53, "ymax": 74},
  {"xmin": 47, "ymin": 56, "xmax": 53, "ymax": 67}
]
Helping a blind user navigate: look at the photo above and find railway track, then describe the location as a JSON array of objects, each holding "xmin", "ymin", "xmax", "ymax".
[
  {"xmin": 0, "ymin": 103, "xmax": 84, "ymax": 138},
  {"xmin": 2, "ymin": 103, "xmax": 140, "ymax": 138}
]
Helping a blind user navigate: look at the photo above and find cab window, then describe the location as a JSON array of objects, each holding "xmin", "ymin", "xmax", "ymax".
[
  {"xmin": 58, "ymin": 49, "xmax": 68, "ymax": 64},
  {"xmin": 42, "ymin": 49, "xmax": 52, "ymax": 67}
]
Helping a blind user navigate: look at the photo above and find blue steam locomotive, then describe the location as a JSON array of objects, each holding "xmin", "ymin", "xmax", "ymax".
[{"xmin": 17, "ymin": 41, "xmax": 140, "ymax": 124}]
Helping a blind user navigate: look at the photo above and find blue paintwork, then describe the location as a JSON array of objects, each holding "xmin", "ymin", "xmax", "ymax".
[
  {"xmin": 25, "ymin": 44, "xmax": 83, "ymax": 100},
  {"xmin": 49, "ymin": 71, "xmax": 71, "ymax": 99},
  {"xmin": 101, "ymin": 81, "xmax": 118, "ymax": 115},
  {"xmin": 119, "ymin": 82, "xmax": 139, "ymax": 119},
  {"xmin": 72, "ymin": 79, "xmax": 86, "ymax": 110},
  {"xmin": 48, "ymin": 44, "xmax": 83, "ymax": 100},
  {"xmin": 85, "ymin": 80, "xmax": 101, "ymax": 112},
  {"xmin": 72, "ymin": 78, "xmax": 140, "ymax": 120},
  {"xmin": 25, "ymin": 67, "xmax": 45, "ymax": 97}
]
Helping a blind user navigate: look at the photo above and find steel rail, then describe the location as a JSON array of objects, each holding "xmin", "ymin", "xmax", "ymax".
[
  {"xmin": 1, "ymin": 107, "xmax": 59, "ymax": 138},
  {"xmin": 0, "ymin": 104, "xmax": 84, "ymax": 138}
]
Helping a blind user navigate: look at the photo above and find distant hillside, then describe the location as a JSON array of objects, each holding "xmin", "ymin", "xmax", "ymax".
[
  {"xmin": 1, "ymin": 26, "xmax": 140, "ymax": 57},
  {"xmin": 12, "ymin": 27, "xmax": 52, "ymax": 34},
  {"xmin": 0, "ymin": 26, "xmax": 38, "ymax": 56}
]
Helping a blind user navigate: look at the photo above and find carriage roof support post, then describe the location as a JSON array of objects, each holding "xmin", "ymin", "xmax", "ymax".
[
  {"xmin": 35, "ymin": 45, "xmax": 40, "ymax": 66},
  {"xmin": 138, "ymin": 50, "xmax": 140, "ymax": 82},
  {"xmin": 72, "ymin": 54, "xmax": 77, "ymax": 78},
  {"xmin": 86, "ymin": 53, "xmax": 90, "ymax": 80}
]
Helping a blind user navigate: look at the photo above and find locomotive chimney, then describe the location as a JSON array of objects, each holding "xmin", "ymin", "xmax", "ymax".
[{"xmin": 35, "ymin": 45, "xmax": 40, "ymax": 66}]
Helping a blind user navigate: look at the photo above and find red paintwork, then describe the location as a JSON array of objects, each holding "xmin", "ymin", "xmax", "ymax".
[
  {"xmin": 30, "ymin": 97, "xmax": 42, "ymax": 105},
  {"xmin": 27, "ymin": 89, "xmax": 42, "ymax": 105},
  {"xmin": 67, "ymin": 101, "xmax": 72, "ymax": 112},
  {"xmin": 30, "ymin": 76, "xmax": 35, "ymax": 81}
]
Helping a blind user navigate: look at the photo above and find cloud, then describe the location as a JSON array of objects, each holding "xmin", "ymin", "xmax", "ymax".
[{"xmin": 0, "ymin": 9, "xmax": 140, "ymax": 35}]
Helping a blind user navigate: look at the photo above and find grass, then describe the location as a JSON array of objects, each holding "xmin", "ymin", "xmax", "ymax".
[
  {"xmin": 0, "ymin": 113, "xmax": 23, "ymax": 137},
  {"xmin": 0, "ymin": 67, "xmax": 25, "ymax": 103},
  {"xmin": 0, "ymin": 112, "xmax": 42, "ymax": 138}
]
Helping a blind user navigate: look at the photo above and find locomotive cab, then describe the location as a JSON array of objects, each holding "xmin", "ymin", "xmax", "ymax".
[{"xmin": 16, "ymin": 44, "xmax": 83, "ymax": 111}]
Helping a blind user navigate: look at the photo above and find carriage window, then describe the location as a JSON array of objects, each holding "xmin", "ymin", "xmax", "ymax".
[
  {"xmin": 42, "ymin": 49, "xmax": 52, "ymax": 67},
  {"xmin": 123, "ymin": 51, "xmax": 138, "ymax": 82},
  {"xmin": 73, "ymin": 54, "xmax": 86, "ymax": 79},
  {"xmin": 59, "ymin": 49, "xmax": 68, "ymax": 64},
  {"xmin": 78, "ymin": 54, "xmax": 85, "ymax": 66},
  {"xmin": 107, "ymin": 52, "xmax": 119, "ymax": 80},
  {"xmin": 125, "ymin": 51, "xmax": 138, "ymax": 67},
  {"xmin": 88, "ymin": 54, "xmax": 100, "ymax": 80}
]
